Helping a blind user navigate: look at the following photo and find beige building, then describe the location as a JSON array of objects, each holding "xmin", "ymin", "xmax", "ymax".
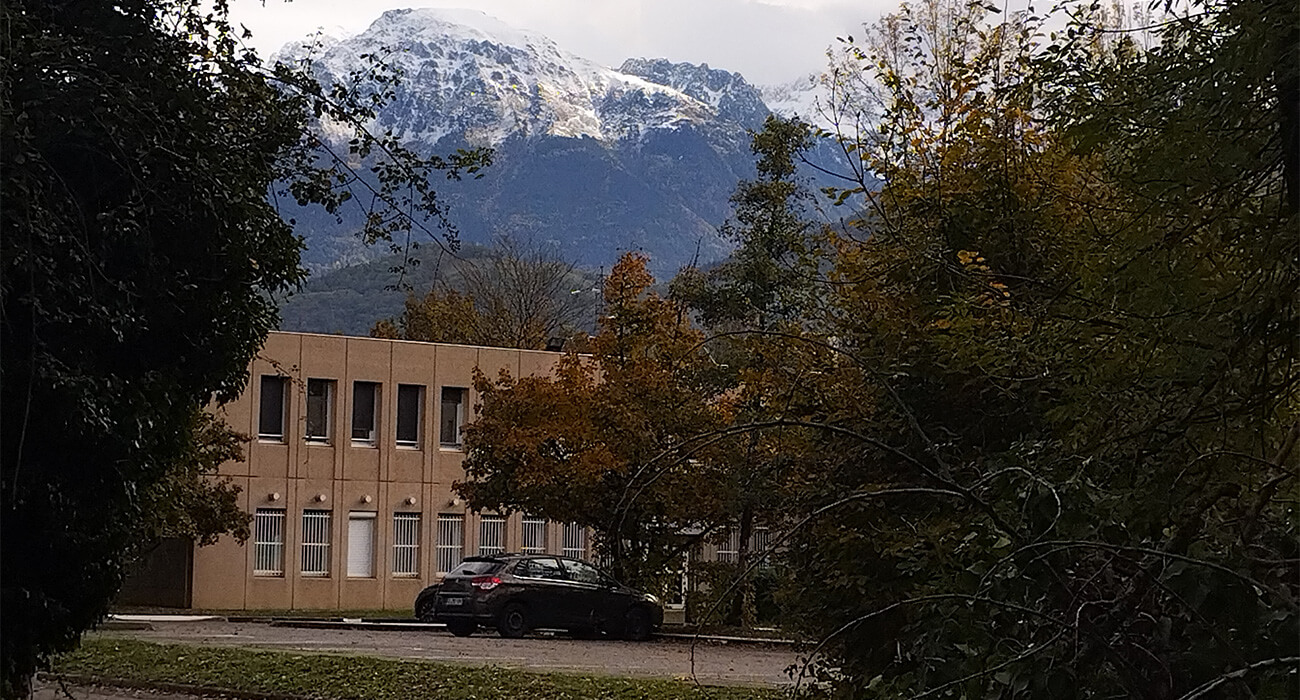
[
  {"xmin": 118, "ymin": 330, "xmax": 743, "ymax": 614},
  {"xmin": 154, "ymin": 330, "xmax": 582, "ymax": 611}
]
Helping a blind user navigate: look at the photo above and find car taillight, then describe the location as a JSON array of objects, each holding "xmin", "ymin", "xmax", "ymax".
[{"xmin": 471, "ymin": 575, "xmax": 501, "ymax": 590}]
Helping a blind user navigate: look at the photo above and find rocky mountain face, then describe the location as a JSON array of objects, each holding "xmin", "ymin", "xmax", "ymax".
[{"xmin": 279, "ymin": 8, "xmax": 842, "ymax": 279}]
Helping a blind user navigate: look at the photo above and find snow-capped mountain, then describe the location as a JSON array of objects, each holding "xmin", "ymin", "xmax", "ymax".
[
  {"xmin": 618, "ymin": 58, "xmax": 771, "ymax": 128},
  {"xmin": 760, "ymin": 74, "xmax": 830, "ymax": 127},
  {"xmin": 276, "ymin": 8, "xmax": 840, "ymax": 278},
  {"xmin": 282, "ymin": 9, "xmax": 736, "ymax": 147}
]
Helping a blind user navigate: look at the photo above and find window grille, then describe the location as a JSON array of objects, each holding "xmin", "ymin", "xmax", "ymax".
[
  {"xmin": 751, "ymin": 526, "xmax": 773, "ymax": 569},
  {"xmin": 393, "ymin": 513, "xmax": 421, "ymax": 577},
  {"xmin": 664, "ymin": 551, "xmax": 689, "ymax": 609},
  {"xmin": 258, "ymin": 376, "xmax": 287, "ymax": 441},
  {"xmin": 253, "ymin": 508, "xmax": 285, "ymax": 576},
  {"xmin": 346, "ymin": 511, "xmax": 376, "ymax": 578},
  {"xmin": 301, "ymin": 509, "xmax": 332, "ymax": 576},
  {"xmin": 479, "ymin": 515, "xmax": 506, "ymax": 555},
  {"xmin": 521, "ymin": 516, "xmax": 547, "ymax": 554},
  {"xmin": 562, "ymin": 523, "xmax": 587, "ymax": 561},
  {"xmin": 351, "ymin": 381, "xmax": 378, "ymax": 444},
  {"xmin": 435, "ymin": 514, "xmax": 464, "ymax": 575},
  {"xmin": 716, "ymin": 527, "xmax": 741, "ymax": 564},
  {"xmin": 396, "ymin": 384, "xmax": 423, "ymax": 447}
]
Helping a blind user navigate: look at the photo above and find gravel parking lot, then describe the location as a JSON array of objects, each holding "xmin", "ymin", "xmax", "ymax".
[{"xmin": 89, "ymin": 619, "xmax": 803, "ymax": 688}]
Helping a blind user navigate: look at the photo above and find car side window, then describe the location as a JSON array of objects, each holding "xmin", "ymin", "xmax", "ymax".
[
  {"xmin": 450, "ymin": 560, "xmax": 501, "ymax": 576},
  {"xmin": 564, "ymin": 559, "xmax": 603, "ymax": 585},
  {"xmin": 516, "ymin": 558, "xmax": 565, "ymax": 579}
]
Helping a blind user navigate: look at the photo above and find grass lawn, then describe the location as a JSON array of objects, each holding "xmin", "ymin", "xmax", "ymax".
[{"xmin": 55, "ymin": 638, "xmax": 780, "ymax": 700}]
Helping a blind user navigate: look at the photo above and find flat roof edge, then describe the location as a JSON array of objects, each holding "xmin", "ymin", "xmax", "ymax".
[{"xmin": 267, "ymin": 330, "xmax": 566, "ymax": 356}]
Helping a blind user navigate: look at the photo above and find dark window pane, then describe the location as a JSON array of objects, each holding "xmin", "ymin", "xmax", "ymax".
[
  {"xmin": 306, "ymin": 379, "xmax": 332, "ymax": 441},
  {"xmin": 351, "ymin": 381, "xmax": 377, "ymax": 442},
  {"xmin": 258, "ymin": 376, "xmax": 286, "ymax": 438},
  {"xmin": 440, "ymin": 387, "xmax": 465, "ymax": 445},
  {"xmin": 396, "ymin": 384, "xmax": 422, "ymax": 445}
]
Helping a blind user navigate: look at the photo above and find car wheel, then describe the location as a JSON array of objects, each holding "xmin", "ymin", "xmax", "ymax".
[
  {"xmin": 623, "ymin": 608, "xmax": 653, "ymax": 641},
  {"xmin": 497, "ymin": 603, "xmax": 530, "ymax": 639},
  {"xmin": 446, "ymin": 620, "xmax": 477, "ymax": 637},
  {"xmin": 415, "ymin": 599, "xmax": 436, "ymax": 623}
]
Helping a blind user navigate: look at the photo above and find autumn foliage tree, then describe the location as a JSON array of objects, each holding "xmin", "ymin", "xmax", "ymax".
[
  {"xmin": 458, "ymin": 253, "xmax": 735, "ymax": 588},
  {"xmin": 729, "ymin": 0, "xmax": 1298, "ymax": 696}
]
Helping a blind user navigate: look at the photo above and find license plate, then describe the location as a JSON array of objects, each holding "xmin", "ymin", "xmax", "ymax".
[{"xmin": 444, "ymin": 597, "xmax": 464, "ymax": 606}]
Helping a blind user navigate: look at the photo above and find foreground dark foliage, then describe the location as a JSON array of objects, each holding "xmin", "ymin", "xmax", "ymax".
[{"xmin": 1, "ymin": 0, "xmax": 483, "ymax": 694}]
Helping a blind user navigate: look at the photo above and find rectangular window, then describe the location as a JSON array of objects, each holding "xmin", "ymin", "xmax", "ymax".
[
  {"xmin": 396, "ymin": 384, "xmax": 423, "ymax": 447},
  {"xmin": 258, "ymin": 376, "xmax": 287, "ymax": 441},
  {"xmin": 305, "ymin": 379, "xmax": 334, "ymax": 443},
  {"xmin": 751, "ymin": 526, "xmax": 773, "ymax": 569},
  {"xmin": 301, "ymin": 509, "xmax": 332, "ymax": 576},
  {"xmin": 253, "ymin": 508, "xmax": 285, "ymax": 576},
  {"xmin": 351, "ymin": 381, "xmax": 379, "ymax": 445},
  {"xmin": 716, "ymin": 527, "xmax": 741, "ymax": 564},
  {"xmin": 562, "ymin": 523, "xmax": 587, "ymax": 561},
  {"xmin": 435, "ymin": 514, "xmax": 464, "ymax": 575},
  {"xmin": 439, "ymin": 387, "xmax": 467, "ymax": 446},
  {"xmin": 392, "ymin": 513, "xmax": 421, "ymax": 577},
  {"xmin": 346, "ymin": 511, "xmax": 376, "ymax": 578},
  {"xmin": 521, "ymin": 516, "xmax": 547, "ymax": 555},
  {"xmin": 478, "ymin": 515, "xmax": 505, "ymax": 556}
]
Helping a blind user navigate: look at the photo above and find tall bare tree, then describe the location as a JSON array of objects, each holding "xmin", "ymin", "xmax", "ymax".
[{"xmin": 372, "ymin": 238, "xmax": 597, "ymax": 350}]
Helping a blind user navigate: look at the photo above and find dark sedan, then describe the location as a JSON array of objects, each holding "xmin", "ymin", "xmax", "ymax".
[{"xmin": 414, "ymin": 554, "xmax": 663, "ymax": 640}]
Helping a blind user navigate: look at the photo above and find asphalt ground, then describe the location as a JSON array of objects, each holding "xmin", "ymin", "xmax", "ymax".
[{"xmin": 87, "ymin": 618, "xmax": 804, "ymax": 688}]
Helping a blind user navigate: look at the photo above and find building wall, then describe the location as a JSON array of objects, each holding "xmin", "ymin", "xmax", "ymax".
[{"xmin": 190, "ymin": 331, "xmax": 569, "ymax": 611}]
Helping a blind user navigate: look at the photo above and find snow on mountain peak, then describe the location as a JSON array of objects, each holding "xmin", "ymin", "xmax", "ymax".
[
  {"xmin": 759, "ymin": 74, "xmax": 831, "ymax": 128},
  {"xmin": 280, "ymin": 8, "xmax": 779, "ymax": 147},
  {"xmin": 366, "ymin": 8, "xmax": 559, "ymax": 59},
  {"xmin": 619, "ymin": 58, "xmax": 769, "ymax": 128}
]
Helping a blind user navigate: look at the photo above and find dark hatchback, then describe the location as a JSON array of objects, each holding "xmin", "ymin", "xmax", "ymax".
[{"xmin": 414, "ymin": 554, "xmax": 663, "ymax": 640}]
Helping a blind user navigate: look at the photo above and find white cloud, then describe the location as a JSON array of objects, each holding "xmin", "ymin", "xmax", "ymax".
[{"xmin": 228, "ymin": 0, "xmax": 890, "ymax": 84}]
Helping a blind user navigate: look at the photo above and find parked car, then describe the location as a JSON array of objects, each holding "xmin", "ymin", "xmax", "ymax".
[{"xmin": 414, "ymin": 554, "xmax": 663, "ymax": 640}]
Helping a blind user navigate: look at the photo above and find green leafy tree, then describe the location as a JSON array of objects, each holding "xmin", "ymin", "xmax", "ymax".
[
  {"xmin": 672, "ymin": 115, "xmax": 825, "ymax": 627},
  {"xmin": 1, "ymin": 0, "xmax": 484, "ymax": 695},
  {"xmin": 673, "ymin": 115, "xmax": 822, "ymax": 330}
]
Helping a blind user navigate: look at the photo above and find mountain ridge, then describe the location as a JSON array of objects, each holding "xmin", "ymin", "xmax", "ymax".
[{"xmin": 276, "ymin": 8, "xmax": 838, "ymax": 288}]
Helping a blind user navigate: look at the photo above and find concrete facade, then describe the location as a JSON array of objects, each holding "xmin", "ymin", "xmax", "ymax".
[{"xmin": 190, "ymin": 331, "xmax": 566, "ymax": 611}]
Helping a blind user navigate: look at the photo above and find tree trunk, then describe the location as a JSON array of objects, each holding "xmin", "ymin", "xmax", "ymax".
[{"xmin": 728, "ymin": 506, "xmax": 757, "ymax": 628}]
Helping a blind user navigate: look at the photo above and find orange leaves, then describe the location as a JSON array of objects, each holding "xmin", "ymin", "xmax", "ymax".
[
  {"xmin": 956, "ymin": 249, "xmax": 1012, "ymax": 307},
  {"xmin": 458, "ymin": 252, "xmax": 732, "ymax": 575},
  {"xmin": 956, "ymin": 249, "xmax": 983, "ymax": 266},
  {"xmin": 602, "ymin": 252, "xmax": 656, "ymax": 308}
]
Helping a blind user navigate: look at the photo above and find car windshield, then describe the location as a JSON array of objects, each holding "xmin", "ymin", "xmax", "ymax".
[{"xmin": 448, "ymin": 560, "xmax": 502, "ymax": 576}]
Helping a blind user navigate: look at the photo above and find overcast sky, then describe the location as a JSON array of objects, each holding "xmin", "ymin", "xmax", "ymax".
[{"xmin": 227, "ymin": 0, "xmax": 896, "ymax": 85}]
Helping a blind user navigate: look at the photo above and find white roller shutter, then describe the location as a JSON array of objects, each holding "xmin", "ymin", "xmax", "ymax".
[{"xmin": 347, "ymin": 512, "xmax": 376, "ymax": 578}]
